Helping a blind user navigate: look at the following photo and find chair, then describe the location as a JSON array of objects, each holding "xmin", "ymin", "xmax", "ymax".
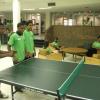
[
  {"xmin": 47, "ymin": 53, "xmax": 63, "ymax": 61},
  {"xmin": 85, "ymin": 56, "xmax": 100, "ymax": 65},
  {"xmin": 38, "ymin": 48, "xmax": 48, "ymax": 59},
  {"xmin": 97, "ymin": 49, "xmax": 100, "ymax": 54},
  {"xmin": 92, "ymin": 49, "xmax": 100, "ymax": 59},
  {"xmin": 93, "ymin": 54, "xmax": 100, "ymax": 59}
]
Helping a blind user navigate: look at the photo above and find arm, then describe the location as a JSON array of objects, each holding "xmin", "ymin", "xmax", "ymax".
[
  {"xmin": 33, "ymin": 45, "xmax": 36, "ymax": 56},
  {"xmin": 32, "ymin": 32, "xmax": 36, "ymax": 56},
  {"xmin": 0, "ymin": 44, "xmax": 13, "ymax": 58},
  {"xmin": 0, "ymin": 52, "xmax": 12, "ymax": 58},
  {"xmin": 0, "ymin": 48, "xmax": 12, "ymax": 58},
  {"xmin": 0, "ymin": 50, "xmax": 10, "ymax": 54}
]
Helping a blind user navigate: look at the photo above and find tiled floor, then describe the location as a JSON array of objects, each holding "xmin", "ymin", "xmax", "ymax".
[{"xmin": 0, "ymin": 45, "xmax": 82, "ymax": 100}]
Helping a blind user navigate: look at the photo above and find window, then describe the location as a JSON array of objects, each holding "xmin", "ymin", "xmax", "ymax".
[
  {"xmin": 68, "ymin": 19, "xmax": 73, "ymax": 26},
  {"xmin": 64, "ymin": 19, "xmax": 68, "ymax": 26}
]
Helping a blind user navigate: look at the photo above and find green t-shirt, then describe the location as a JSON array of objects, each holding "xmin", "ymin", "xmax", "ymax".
[
  {"xmin": 92, "ymin": 41, "xmax": 100, "ymax": 49},
  {"xmin": 8, "ymin": 33, "xmax": 25, "ymax": 62},
  {"xmin": 51, "ymin": 41, "xmax": 59, "ymax": 49},
  {"xmin": 46, "ymin": 47, "xmax": 52, "ymax": 54},
  {"xmin": 43, "ymin": 46, "xmax": 52, "ymax": 54},
  {"xmin": 24, "ymin": 30, "xmax": 35, "ymax": 54}
]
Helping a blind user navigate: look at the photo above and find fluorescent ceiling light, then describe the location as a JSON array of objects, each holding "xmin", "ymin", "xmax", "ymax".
[
  {"xmin": 39, "ymin": 7, "xmax": 52, "ymax": 10},
  {"xmin": 23, "ymin": 9, "xmax": 35, "ymax": 11}
]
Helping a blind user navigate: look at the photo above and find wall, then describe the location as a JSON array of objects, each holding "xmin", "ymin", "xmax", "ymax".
[{"xmin": 45, "ymin": 26, "xmax": 100, "ymax": 47}]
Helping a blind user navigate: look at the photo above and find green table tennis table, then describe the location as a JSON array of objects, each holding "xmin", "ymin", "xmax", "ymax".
[{"xmin": 0, "ymin": 58, "xmax": 100, "ymax": 100}]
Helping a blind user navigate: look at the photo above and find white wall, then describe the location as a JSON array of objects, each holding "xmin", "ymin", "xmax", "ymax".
[{"xmin": 95, "ymin": 17, "xmax": 100, "ymax": 26}]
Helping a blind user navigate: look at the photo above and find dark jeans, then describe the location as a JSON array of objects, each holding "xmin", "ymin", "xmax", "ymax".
[{"xmin": 86, "ymin": 48, "xmax": 97, "ymax": 57}]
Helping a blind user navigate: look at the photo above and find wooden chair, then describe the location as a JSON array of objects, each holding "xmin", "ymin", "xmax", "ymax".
[
  {"xmin": 85, "ymin": 56, "xmax": 100, "ymax": 65},
  {"xmin": 38, "ymin": 48, "xmax": 48, "ymax": 59},
  {"xmin": 47, "ymin": 53, "xmax": 63, "ymax": 61},
  {"xmin": 93, "ymin": 54, "xmax": 100, "ymax": 59},
  {"xmin": 97, "ymin": 49, "xmax": 100, "ymax": 53}
]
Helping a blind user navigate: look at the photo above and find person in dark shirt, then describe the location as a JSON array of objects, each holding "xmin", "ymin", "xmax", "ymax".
[{"xmin": 0, "ymin": 23, "xmax": 12, "ymax": 98}]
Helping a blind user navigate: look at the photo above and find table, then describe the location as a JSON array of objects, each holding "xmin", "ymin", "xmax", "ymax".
[
  {"xmin": 0, "ymin": 58, "xmax": 77, "ymax": 100},
  {"xmin": 0, "ymin": 58, "xmax": 100, "ymax": 100},
  {"xmin": 66, "ymin": 63, "xmax": 100, "ymax": 100},
  {"xmin": 60, "ymin": 47, "xmax": 87, "ymax": 61}
]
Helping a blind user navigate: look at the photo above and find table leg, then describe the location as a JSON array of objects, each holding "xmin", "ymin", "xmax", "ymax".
[
  {"xmin": 11, "ymin": 85, "xmax": 14, "ymax": 100},
  {"xmin": 73, "ymin": 54, "xmax": 77, "ymax": 62},
  {"xmin": 74, "ymin": 55, "xmax": 77, "ymax": 62},
  {"xmin": 61, "ymin": 51, "xmax": 65, "ymax": 60}
]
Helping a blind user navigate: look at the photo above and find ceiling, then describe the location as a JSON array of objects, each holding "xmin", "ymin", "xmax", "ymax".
[{"xmin": 0, "ymin": 0, "xmax": 100, "ymax": 13}]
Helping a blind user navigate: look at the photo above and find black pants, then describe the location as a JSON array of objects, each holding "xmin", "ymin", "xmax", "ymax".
[{"xmin": 86, "ymin": 48, "xmax": 97, "ymax": 57}]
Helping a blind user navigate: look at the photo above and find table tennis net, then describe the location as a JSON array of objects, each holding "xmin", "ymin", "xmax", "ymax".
[{"xmin": 57, "ymin": 58, "xmax": 85, "ymax": 98}]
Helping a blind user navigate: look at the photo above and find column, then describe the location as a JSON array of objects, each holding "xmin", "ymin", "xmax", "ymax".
[
  {"xmin": 13, "ymin": 0, "xmax": 21, "ymax": 32},
  {"xmin": 45, "ymin": 12, "xmax": 51, "ymax": 30}
]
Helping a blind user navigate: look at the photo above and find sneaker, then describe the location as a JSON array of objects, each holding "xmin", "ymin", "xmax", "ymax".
[{"xmin": 0, "ymin": 92, "xmax": 8, "ymax": 98}]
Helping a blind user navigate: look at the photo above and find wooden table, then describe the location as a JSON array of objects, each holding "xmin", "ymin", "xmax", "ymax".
[{"xmin": 60, "ymin": 47, "xmax": 87, "ymax": 61}]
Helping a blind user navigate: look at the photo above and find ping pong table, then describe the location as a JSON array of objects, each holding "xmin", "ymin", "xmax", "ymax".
[{"xmin": 0, "ymin": 58, "xmax": 100, "ymax": 100}]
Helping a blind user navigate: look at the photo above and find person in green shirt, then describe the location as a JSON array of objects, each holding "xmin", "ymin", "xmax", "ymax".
[
  {"xmin": 92, "ymin": 36, "xmax": 100, "ymax": 58},
  {"xmin": 8, "ymin": 22, "xmax": 25, "ymax": 64},
  {"xmin": 23, "ymin": 20, "xmax": 35, "ymax": 59},
  {"xmin": 92, "ymin": 36, "xmax": 100, "ymax": 49},
  {"xmin": 50, "ymin": 37, "xmax": 60, "ymax": 49},
  {"xmin": 43, "ymin": 40, "xmax": 52, "ymax": 54},
  {"xmin": 8, "ymin": 22, "xmax": 25, "ymax": 92}
]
